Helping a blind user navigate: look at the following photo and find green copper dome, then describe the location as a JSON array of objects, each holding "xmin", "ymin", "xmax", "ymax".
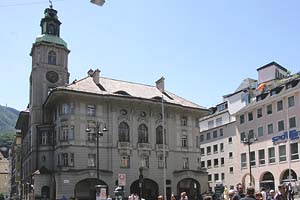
[{"xmin": 35, "ymin": 34, "xmax": 67, "ymax": 48}]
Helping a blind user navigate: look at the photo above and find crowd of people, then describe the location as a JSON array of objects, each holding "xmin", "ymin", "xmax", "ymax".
[{"xmin": 155, "ymin": 183, "xmax": 295, "ymax": 200}]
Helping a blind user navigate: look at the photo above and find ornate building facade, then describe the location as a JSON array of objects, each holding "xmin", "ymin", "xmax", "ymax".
[{"xmin": 15, "ymin": 6, "xmax": 209, "ymax": 200}]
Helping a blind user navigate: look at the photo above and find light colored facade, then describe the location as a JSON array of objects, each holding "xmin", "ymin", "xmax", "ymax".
[
  {"xmin": 16, "ymin": 6, "xmax": 210, "ymax": 200},
  {"xmin": 199, "ymin": 79, "xmax": 257, "ymax": 191},
  {"xmin": 0, "ymin": 152, "xmax": 9, "ymax": 198},
  {"xmin": 234, "ymin": 63, "xmax": 300, "ymax": 191},
  {"xmin": 10, "ymin": 132, "xmax": 22, "ymax": 200}
]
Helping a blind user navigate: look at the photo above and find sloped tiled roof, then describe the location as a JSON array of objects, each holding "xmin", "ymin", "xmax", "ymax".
[{"xmin": 55, "ymin": 76, "xmax": 206, "ymax": 110}]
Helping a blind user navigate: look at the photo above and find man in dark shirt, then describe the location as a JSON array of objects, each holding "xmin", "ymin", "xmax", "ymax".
[
  {"xmin": 233, "ymin": 183, "xmax": 246, "ymax": 200},
  {"xmin": 275, "ymin": 184, "xmax": 287, "ymax": 200},
  {"xmin": 240, "ymin": 186, "xmax": 256, "ymax": 200}
]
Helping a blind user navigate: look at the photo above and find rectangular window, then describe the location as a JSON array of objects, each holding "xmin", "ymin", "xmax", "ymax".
[
  {"xmin": 201, "ymin": 161, "xmax": 205, "ymax": 168},
  {"xmin": 200, "ymin": 148, "xmax": 205, "ymax": 155},
  {"xmin": 277, "ymin": 100, "xmax": 283, "ymax": 111},
  {"xmin": 221, "ymin": 157, "xmax": 224, "ymax": 166},
  {"xmin": 213, "ymin": 130, "xmax": 218, "ymax": 138},
  {"xmin": 219, "ymin": 128, "xmax": 223, "ymax": 137},
  {"xmin": 258, "ymin": 149, "xmax": 265, "ymax": 165},
  {"xmin": 267, "ymin": 104, "xmax": 273, "ymax": 115},
  {"xmin": 141, "ymin": 156, "xmax": 149, "ymax": 168},
  {"xmin": 87, "ymin": 127, "xmax": 96, "ymax": 142},
  {"xmin": 228, "ymin": 137, "xmax": 232, "ymax": 144},
  {"xmin": 240, "ymin": 132, "xmax": 246, "ymax": 142},
  {"xmin": 229, "ymin": 167, "xmax": 233, "ymax": 174},
  {"xmin": 88, "ymin": 154, "xmax": 96, "ymax": 167},
  {"xmin": 208, "ymin": 174, "xmax": 212, "ymax": 182},
  {"xmin": 248, "ymin": 112, "xmax": 253, "ymax": 121},
  {"xmin": 41, "ymin": 132, "xmax": 48, "ymax": 145},
  {"xmin": 221, "ymin": 173, "xmax": 225, "ymax": 180},
  {"xmin": 240, "ymin": 115, "xmax": 245, "ymax": 124},
  {"xmin": 207, "ymin": 146, "xmax": 211, "ymax": 155},
  {"xmin": 182, "ymin": 135, "xmax": 187, "ymax": 147},
  {"xmin": 61, "ymin": 126, "xmax": 69, "ymax": 141},
  {"xmin": 213, "ymin": 144, "xmax": 218, "ymax": 153},
  {"xmin": 200, "ymin": 135, "xmax": 204, "ymax": 142},
  {"xmin": 183, "ymin": 157, "xmax": 189, "ymax": 169},
  {"xmin": 214, "ymin": 158, "xmax": 219, "ymax": 167},
  {"xmin": 291, "ymin": 143, "xmax": 299, "ymax": 160},
  {"xmin": 289, "ymin": 117, "xmax": 296, "ymax": 129},
  {"xmin": 121, "ymin": 156, "xmax": 130, "ymax": 168},
  {"xmin": 206, "ymin": 132, "xmax": 211, "ymax": 140},
  {"xmin": 220, "ymin": 143, "xmax": 224, "ymax": 152},
  {"xmin": 229, "ymin": 152, "xmax": 233, "ymax": 159},
  {"xmin": 241, "ymin": 153, "xmax": 247, "ymax": 168},
  {"xmin": 61, "ymin": 102, "xmax": 74, "ymax": 115},
  {"xmin": 250, "ymin": 151, "xmax": 256, "ymax": 166},
  {"xmin": 257, "ymin": 108, "xmax": 262, "ymax": 118},
  {"xmin": 278, "ymin": 120, "xmax": 285, "ymax": 132},
  {"xmin": 87, "ymin": 104, "xmax": 96, "ymax": 116},
  {"xmin": 62, "ymin": 153, "xmax": 68, "ymax": 166},
  {"xmin": 70, "ymin": 153, "xmax": 74, "ymax": 167},
  {"xmin": 288, "ymin": 96, "xmax": 295, "ymax": 107},
  {"xmin": 268, "ymin": 124, "xmax": 274, "ymax": 135},
  {"xmin": 249, "ymin": 129, "xmax": 254, "ymax": 140},
  {"xmin": 257, "ymin": 127, "xmax": 264, "ymax": 137},
  {"xmin": 158, "ymin": 156, "xmax": 165, "ymax": 169},
  {"xmin": 69, "ymin": 126, "xmax": 75, "ymax": 140},
  {"xmin": 216, "ymin": 117, "xmax": 222, "ymax": 126},
  {"xmin": 268, "ymin": 147, "xmax": 275, "ymax": 164},
  {"xmin": 181, "ymin": 117, "xmax": 188, "ymax": 126},
  {"xmin": 214, "ymin": 173, "xmax": 219, "ymax": 181},
  {"xmin": 279, "ymin": 145, "xmax": 286, "ymax": 162},
  {"xmin": 207, "ymin": 160, "xmax": 212, "ymax": 168},
  {"xmin": 208, "ymin": 120, "xmax": 214, "ymax": 128}
]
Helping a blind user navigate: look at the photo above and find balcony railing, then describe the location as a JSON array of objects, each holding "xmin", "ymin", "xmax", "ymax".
[
  {"xmin": 117, "ymin": 142, "xmax": 132, "ymax": 149},
  {"xmin": 155, "ymin": 144, "xmax": 169, "ymax": 151},
  {"xmin": 137, "ymin": 143, "xmax": 152, "ymax": 150}
]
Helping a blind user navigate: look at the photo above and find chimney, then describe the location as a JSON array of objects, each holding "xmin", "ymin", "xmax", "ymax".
[
  {"xmin": 87, "ymin": 69, "xmax": 94, "ymax": 77},
  {"xmin": 92, "ymin": 69, "xmax": 100, "ymax": 84},
  {"xmin": 156, "ymin": 76, "xmax": 165, "ymax": 93}
]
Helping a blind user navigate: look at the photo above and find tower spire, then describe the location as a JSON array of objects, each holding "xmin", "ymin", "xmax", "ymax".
[{"xmin": 49, "ymin": 0, "xmax": 53, "ymax": 9}]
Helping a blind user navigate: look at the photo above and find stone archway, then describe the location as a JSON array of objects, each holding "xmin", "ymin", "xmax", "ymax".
[
  {"xmin": 280, "ymin": 169, "xmax": 297, "ymax": 183},
  {"xmin": 130, "ymin": 178, "xmax": 159, "ymax": 200},
  {"xmin": 177, "ymin": 178, "xmax": 201, "ymax": 200},
  {"xmin": 259, "ymin": 171, "xmax": 275, "ymax": 191},
  {"xmin": 74, "ymin": 178, "xmax": 108, "ymax": 200},
  {"xmin": 241, "ymin": 173, "xmax": 255, "ymax": 188}
]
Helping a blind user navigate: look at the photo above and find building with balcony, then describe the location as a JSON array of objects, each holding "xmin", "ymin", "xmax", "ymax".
[{"xmin": 15, "ymin": 6, "xmax": 209, "ymax": 200}]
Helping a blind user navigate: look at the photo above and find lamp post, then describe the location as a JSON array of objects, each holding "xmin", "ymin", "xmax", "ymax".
[
  {"xmin": 86, "ymin": 121, "xmax": 108, "ymax": 180},
  {"xmin": 242, "ymin": 134, "xmax": 257, "ymax": 186}
]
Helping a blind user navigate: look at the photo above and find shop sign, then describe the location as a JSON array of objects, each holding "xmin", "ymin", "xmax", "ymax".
[{"xmin": 272, "ymin": 129, "xmax": 300, "ymax": 144}]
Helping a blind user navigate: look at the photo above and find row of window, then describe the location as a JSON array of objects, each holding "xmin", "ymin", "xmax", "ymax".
[
  {"xmin": 198, "ymin": 128, "xmax": 226, "ymax": 143},
  {"xmin": 200, "ymin": 143, "xmax": 225, "ymax": 155},
  {"xmin": 201, "ymin": 157, "xmax": 225, "ymax": 169},
  {"xmin": 240, "ymin": 116, "xmax": 297, "ymax": 141},
  {"xmin": 208, "ymin": 172, "xmax": 225, "ymax": 182},
  {"xmin": 240, "ymin": 143, "xmax": 299, "ymax": 168},
  {"xmin": 240, "ymin": 96, "xmax": 295, "ymax": 124}
]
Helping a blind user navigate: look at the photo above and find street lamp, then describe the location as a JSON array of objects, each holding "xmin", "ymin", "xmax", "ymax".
[
  {"xmin": 242, "ymin": 134, "xmax": 257, "ymax": 186},
  {"xmin": 86, "ymin": 121, "xmax": 108, "ymax": 180}
]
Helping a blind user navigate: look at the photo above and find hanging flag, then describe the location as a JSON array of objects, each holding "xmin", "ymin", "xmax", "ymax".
[{"xmin": 257, "ymin": 83, "xmax": 266, "ymax": 91}]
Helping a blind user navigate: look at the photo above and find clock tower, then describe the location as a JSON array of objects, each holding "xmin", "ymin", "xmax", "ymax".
[{"xmin": 28, "ymin": 6, "xmax": 70, "ymax": 174}]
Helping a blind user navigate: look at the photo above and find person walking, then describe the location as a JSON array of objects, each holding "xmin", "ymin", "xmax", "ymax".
[
  {"xmin": 267, "ymin": 190, "xmax": 275, "ymax": 200},
  {"xmin": 240, "ymin": 186, "xmax": 256, "ymax": 200},
  {"xmin": 275, "ymin": 184, "xmax": 287, "ymax": 200},
  {"xmin": 233, "ymin": 183, "xmax": 246, "ymax": 200}
]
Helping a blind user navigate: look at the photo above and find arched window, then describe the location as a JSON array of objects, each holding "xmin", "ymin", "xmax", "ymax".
[
  {"xmin": 156, "ymin": 126, "xmax": 166, "ymax": 144},
  {"xmin": 48, "ymin": 51, "xmax": 56, "ymax": 65},
  {"xmin": 118, "ymin": 122, "xmax": 129, "ymax": 142},
  {"xmin": 41, "ymin": 186, "xmax": 50, "ymax": 199},
  {"xmin": 138, "ymin": 124, "xmax": 148, "ymax": 143}
]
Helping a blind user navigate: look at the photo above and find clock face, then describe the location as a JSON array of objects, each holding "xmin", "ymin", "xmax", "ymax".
[{"xmin": 46, "ymin": 71, "xmax": 59, "ymax": 83}]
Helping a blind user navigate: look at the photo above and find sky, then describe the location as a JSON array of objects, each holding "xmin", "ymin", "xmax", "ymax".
[{"xmin": 1, "ymin": 0, "xmax": 300, "ymax": 111}]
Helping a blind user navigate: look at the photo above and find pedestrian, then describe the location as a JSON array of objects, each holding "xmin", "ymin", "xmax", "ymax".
[
  {"xmin": 233, "ymin": 183, "xmax": 246, "ymax": 200},
  {"xmin": 267, "ymin": 190, "xmax": 275, "ymax": 200},
  {"xmin": 287, "ymin": 183, "xmax": 294, "ymax": 200},
  {"xmin": 107, "ymin": 195, "xmax": 112, "ymax": 200},
  {"xmin": 158, "ymin": 195, "xmax": 164, "ymax": 200},
  {"xmin": 260, "ymin": 188, "xmax": 267, "ymax": 200},
  {"xmin": 255, "ymin": 192, "xmax": 263, "ymax": 200},
  {"xmin": 275, "ymin": 183, "xmax": 287, "ymax": 200},
  {"xmin": 228, "ymin": 190, "xmax": 235, "ymax": 200},
  {"xmin": 181, "ymin": 192, "xmax": 188, "ymax": 200},
  {"xmin": 224, "ymin": 185, "xmax": 229, "ymax": 200},
  {"xmin": 240, "ymin": 186, "xmax": 256, "ymax": 200},
  {"xmin": 171, "ymin": 193, "xmax": 176, "ymax": 200}
]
